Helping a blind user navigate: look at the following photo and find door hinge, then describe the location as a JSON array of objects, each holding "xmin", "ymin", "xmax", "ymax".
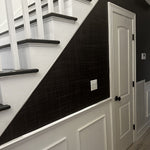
[
  {"xmin": 132, "ymin": 81, "xmax": 135, "ymax": 87},
  {"xmin": 132, "ymin": 34, "xmax": 135, "ymax": 41},
  {"xmin": 133, "ymin": 124, "xmax": 135, "ymax": 130}
]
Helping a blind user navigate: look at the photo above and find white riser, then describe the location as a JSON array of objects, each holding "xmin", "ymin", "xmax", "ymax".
[
  {"xmin": 0, "ymin": 48, "xmax": 14, "ymax": 69},
  {"xmin": 0, "ymin": 0, "xmax": 98, "ymax": 136}
]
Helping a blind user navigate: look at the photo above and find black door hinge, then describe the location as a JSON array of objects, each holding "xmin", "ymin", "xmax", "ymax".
[
  {"xmin": 133, "ymin": 124, "xmax": 135, "ymax": 130},
  {"xmin": 133, "ymin": 81, "xmax": 135, "ymax": 87},
  {"xmin": 132, "ymin": 34, "xmax": 135, "ymax": 41}
]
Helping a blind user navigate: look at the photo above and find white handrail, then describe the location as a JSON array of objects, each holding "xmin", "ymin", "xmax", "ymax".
[
  {"xmin": 58, "ymin": 0, "xmax": 65, "ymax": 14},
  {"xmin": 5, "ymin": 0, "xmax": 20, "ymax": 70},
  {"xmin": 35, "ymin": 0, "xmax": 45, "ymax": 39},
  {"xmin": 48, "ymin": 0, "xmax": 54, "ymax": 13},
  {"xmin": 21, "ymin": 0, "xmax": 31, "ymax": 39}
]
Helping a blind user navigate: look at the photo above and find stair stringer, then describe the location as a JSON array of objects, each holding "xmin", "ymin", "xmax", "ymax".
[{"xmin": 0, "ymin": 0, "xmax": 98, "ymax": 136}]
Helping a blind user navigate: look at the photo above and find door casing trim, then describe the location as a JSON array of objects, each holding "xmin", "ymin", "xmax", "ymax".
[{"xmin": 108, "ymin": 2, "xmax": 136, "ymax": 150}]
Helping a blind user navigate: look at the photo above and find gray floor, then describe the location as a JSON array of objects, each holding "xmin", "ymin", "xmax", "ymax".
[{"xmin": 128, "ymin": 128, "xmax": 150, "ymax": 150}]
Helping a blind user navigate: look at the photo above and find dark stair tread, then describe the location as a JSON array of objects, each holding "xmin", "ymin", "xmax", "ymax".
[
  {"xmin": 0, "ymin": 39, "xmax": 60, "ymax": 49},
  {"xmin": 0, "ymin": 69, "xmax": 39, "ymax": 77},
  {"xmin": 43, "ymin": 13, "xmax": 78, "ymax": 21},
  {"xmin": 15, "ymin": 12, "xmax": 78, "ymax": 22},
  {"xmin": 0, "ymin": 13, "xmax": 77, "ymax": 36},
  {"xmin": 0, "ymin": 104, "xmax": 11, "ymax": 111},
  {"xmin": 18, "ymin": 39, "xmax": 60, "ymax": 45}
]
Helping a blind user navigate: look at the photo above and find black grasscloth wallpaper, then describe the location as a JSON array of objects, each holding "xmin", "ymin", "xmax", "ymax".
[
  {"xmin": 1, "ymin": 0, "xmax": 150, "ymax": 145},
  {"xmin": 0, "ymin": 0, "xmax": 109, "ymax": 145}
]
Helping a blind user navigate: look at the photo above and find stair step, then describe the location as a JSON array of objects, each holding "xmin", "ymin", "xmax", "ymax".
[
  {"xmin": 17, "ymin": 13, "xmax": 77, "ymax": 29},
  {"xmin": 0, "ymin": 104, "xmax": 11, "ymax": 111},
  {"xmin": 15, "ymin": 1, "xmax": 78, "ymax": 22},
  {"xmin": 0, "ymin": 39, "xmax": 60, "ymax": 49},
  {"xmin": 0, "ymin": 13, "xmax": 77, "ymax": 36},
  {"xmin": 28, "ymin": 0, "xmax": 91, "ymax": 10},
  {"xmin": 0, "ymin": 69, "xmax": 39, "ymax": 77}
]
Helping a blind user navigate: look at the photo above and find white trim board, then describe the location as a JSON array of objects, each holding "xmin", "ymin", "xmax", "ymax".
[{"xmin": 0, "ymin": 98, "xmax": 111, "ymax": 149}]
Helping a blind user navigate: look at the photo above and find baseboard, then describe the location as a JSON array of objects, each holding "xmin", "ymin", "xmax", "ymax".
[{"xmin": 134, "ymin": 120, "xmax": 150, "ymax": 141}]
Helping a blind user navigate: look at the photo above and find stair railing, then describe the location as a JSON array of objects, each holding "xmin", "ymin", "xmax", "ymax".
[
  {"xmin": 21, "ymin": 0, "xmax": 31, "ymax": 39},
  {"xmin": 5, "ymin": 0, "xmax": 20, "ymax": 70},
  {"xmin": 35, "ymin": 0, "xmax": 45, "ymax": 39},
  {"xmin": 48, "ymin": 0, "xmax": 54, "ymax": 13},
  {"xmin": 58, "ymin": 0, "xmax": 65, "ymax": 14}
]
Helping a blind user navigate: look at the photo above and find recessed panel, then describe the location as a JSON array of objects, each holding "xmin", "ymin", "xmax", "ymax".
[
  {"xmin": 119, "ymin": 103, "xmax": 130, "ymax": 138},
  {"xmin": 1, "ymin": 50, "xmax": 14, "ymax": 69},
  {"xmin": 78, "ymin": 116, "xmax": 107, "ymax": 150},
  {"xmin": 136, "ymin": 81, "xmax": 145, "ymax": 131},
  {"xmin": 118, "ymin": 27, "xmax": 129, "ymax": 96},
  {"xmin": 44, "ymin": 138, "xmax": 67, "ymax": 150},
  {"xmin": 146, "ymin": 90, "xmax": 150, "ymax": 117}
]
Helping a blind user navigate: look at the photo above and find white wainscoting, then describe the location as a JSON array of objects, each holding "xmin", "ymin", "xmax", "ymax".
[
  {"xmin": 135, "ymin": 80, "xmax": 150, "ymax": 141},
  {"xmin": 0, "ymin": 98, "xmax": 113, "ymax": 150},
  {"xmin": 145, "ymin": 81, "xmax": 150, "ymax": 118},
  {"xmin": 77, "ymin": 115, "xmax": 107, "ymax": 150},
  {"xmin": 43, "ymin": 137, "xmax": 67, "ymax": 150}
]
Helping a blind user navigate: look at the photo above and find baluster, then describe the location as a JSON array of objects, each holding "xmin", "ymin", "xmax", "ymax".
[
  {"xmin": 0, "ymin": 85, "xmax": 3, "ymax": 104},
  {"xmin": 35, "ymin": 0, "xmax": 44, "ymax": 39},
  {"xmin": 48, "ymin": 0, "xmax": 54, "ymax": 13},
  {"xmin": 67, "ymin": 0, "xmax": 73, "ymax": 16},
  {"xmin": 5, "ymin": 0, "xmax": 20, "ymax": 70},
  {"xmin": 21, "ymin": 0, "xmax": 31, "ymax": 38},
  {"xmin": 58, "ymin": 0, "xmax": 65, "ymax": 14},
  {"xmin": 0, "ymin": 56, "xmax": 2, "ymax": 72}
]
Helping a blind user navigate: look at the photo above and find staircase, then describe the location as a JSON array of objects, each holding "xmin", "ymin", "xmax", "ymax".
[{"xmin": 0, "ymin": 0, "xmax": 98, "ymax": 143}]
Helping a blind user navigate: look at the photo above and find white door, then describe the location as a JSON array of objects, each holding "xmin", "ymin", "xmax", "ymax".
[{"xmin": 108, "ymin": 3, "xmax": 136, "ymax": 150}]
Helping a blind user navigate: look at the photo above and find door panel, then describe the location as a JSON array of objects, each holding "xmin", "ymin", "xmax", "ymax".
[
  {"xmin": 118, "ymin": 27, "xmax": 129, "ymax": 96},
  {"xmin": 109, "ymin": 4, "xmax": 135, "ymax": 150},
  {"xmin": 119, "ymin": 102, "xmax": 130, "ymax": 138}
]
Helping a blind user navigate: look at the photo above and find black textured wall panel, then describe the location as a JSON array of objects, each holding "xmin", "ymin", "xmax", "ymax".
[
  {"xmin": 0, "ymin": 0, "xmax": 109, "ymax": 145},
  {"xmin": 1, "ymin": 0, "xmax": 150, "ymax": 145}
]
